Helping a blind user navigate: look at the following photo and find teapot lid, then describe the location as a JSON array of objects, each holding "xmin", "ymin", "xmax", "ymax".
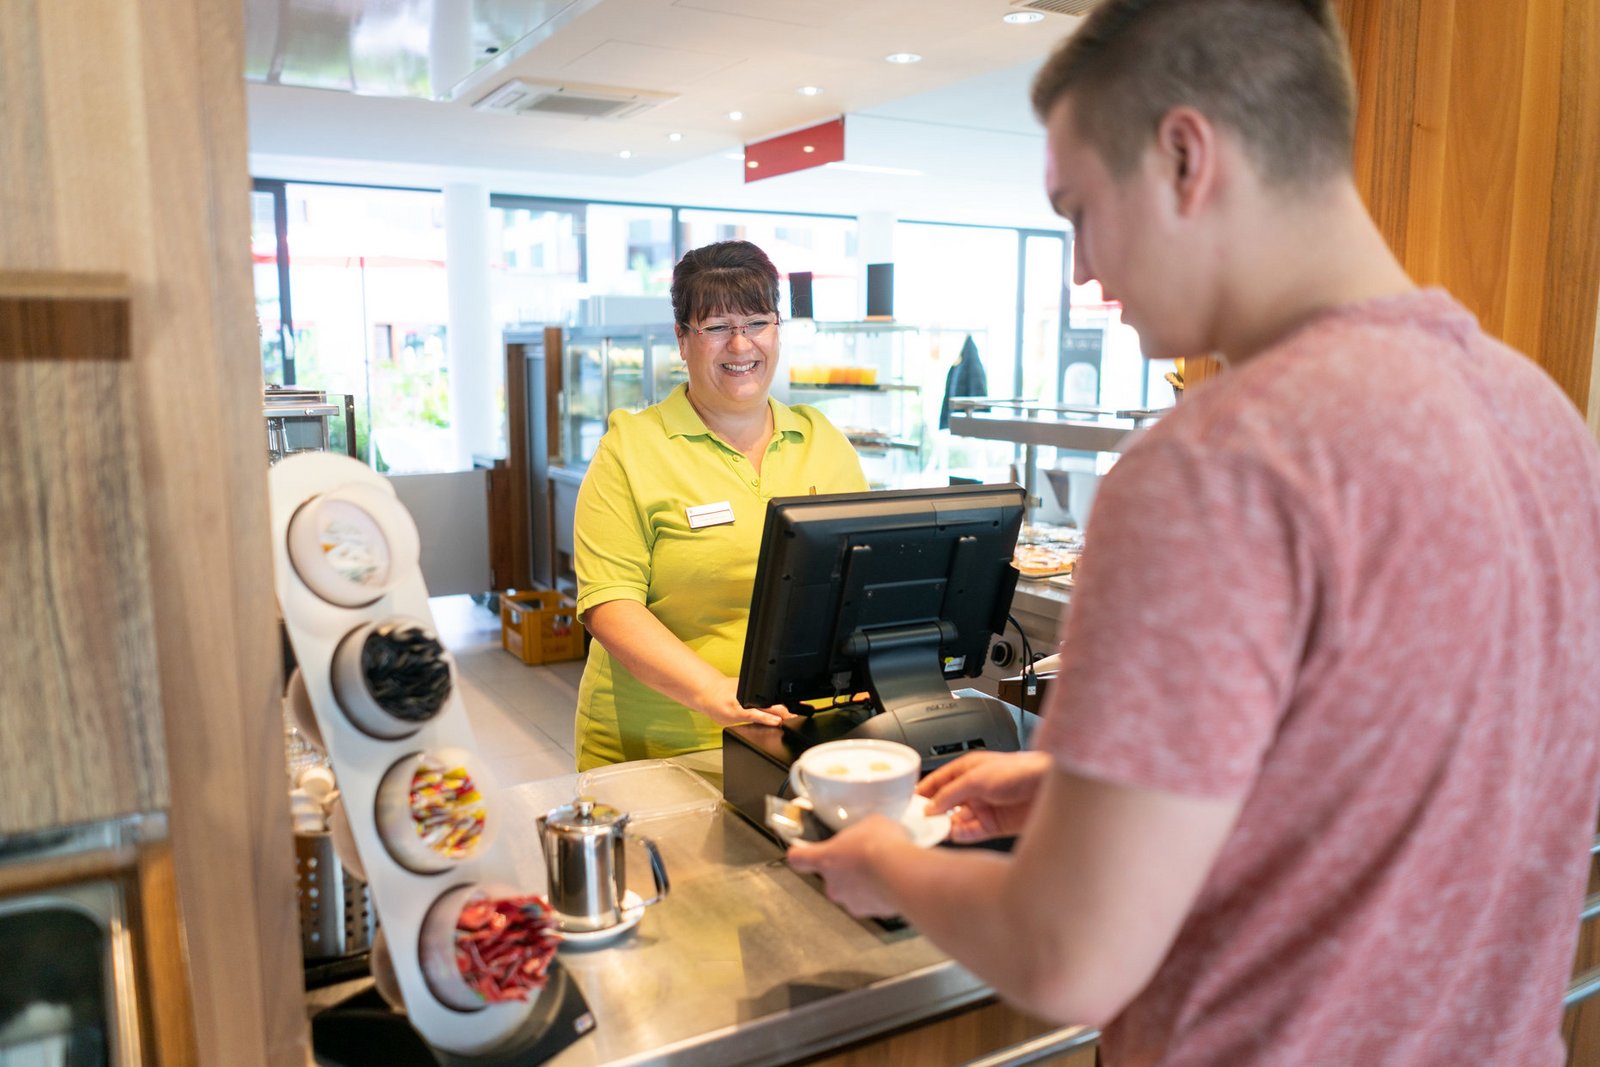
[{"xmin": 544, "ymin": 796, "xmax": 626, "ymax": 832}]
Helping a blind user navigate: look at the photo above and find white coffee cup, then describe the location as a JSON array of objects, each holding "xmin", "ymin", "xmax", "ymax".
[{"xmin": 790, "ymin": 739, "xmax": 920, "ymax": 832}]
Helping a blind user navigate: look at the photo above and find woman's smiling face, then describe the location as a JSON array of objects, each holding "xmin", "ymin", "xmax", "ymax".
[{"xmin": 677, "ymin": 310, "xmax": 780, "ymax": 416}]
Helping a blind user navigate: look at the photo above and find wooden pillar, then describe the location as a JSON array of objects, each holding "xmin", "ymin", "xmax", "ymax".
[
  {"xmin": 1334, "ymin": 5, "xmax": 1600, "ymax": 1060},
  {"xmin": 1, "ymin": 2, "xmax": 307, "ymax": 1065},
  {"xmin": 1336, "ymin": 0, "xmax": 1600, "ymax": 415}
]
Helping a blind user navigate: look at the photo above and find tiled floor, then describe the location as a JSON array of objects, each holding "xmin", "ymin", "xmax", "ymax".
[{"xmin": 428, "ymin": 594, "xmax": 587, "ymax": 787}]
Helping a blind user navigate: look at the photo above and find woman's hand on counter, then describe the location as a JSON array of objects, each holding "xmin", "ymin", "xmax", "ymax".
[
  {"xmin": 692, "ymin": 675, "xmax": 794, "ymax": 728},
  {"xmin": 787, "ymin": 817, "xmax": 915, "ymax": 918},
  {"xmin": 918, "ymin": 750, "xmax": 1054, "ymax": 843}
]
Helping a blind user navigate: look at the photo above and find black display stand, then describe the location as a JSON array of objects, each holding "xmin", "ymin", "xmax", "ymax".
[{"xmin": 311, "ymin": 961, "xmax": 593, "ymax": 1067}]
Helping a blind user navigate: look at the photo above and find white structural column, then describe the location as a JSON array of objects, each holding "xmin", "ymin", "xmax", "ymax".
[{"xmin": 443, "ymin": 182, "xmax": 498, "ymax": 466}]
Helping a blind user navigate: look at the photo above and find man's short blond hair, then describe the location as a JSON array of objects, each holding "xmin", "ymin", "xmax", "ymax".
[{"xmin": 1032, "ymin": 0, "xmax": 1355, "ymax": 187}]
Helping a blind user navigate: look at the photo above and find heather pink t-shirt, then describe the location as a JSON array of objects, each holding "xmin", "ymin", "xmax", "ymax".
[{"xmin": 1036, "ymin": 290, "xmax": 1600, "ymax": 1067}]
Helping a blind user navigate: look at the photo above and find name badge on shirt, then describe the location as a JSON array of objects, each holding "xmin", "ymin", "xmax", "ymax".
[{"xmin": 686, "ymin": 500, "xmax": 735, "ymax": 529}]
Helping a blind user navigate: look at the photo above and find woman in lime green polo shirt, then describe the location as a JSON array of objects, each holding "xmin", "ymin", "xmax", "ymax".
[{"xmin": 573, "ymin": 241, "xmax": 868, "ymax": 769}]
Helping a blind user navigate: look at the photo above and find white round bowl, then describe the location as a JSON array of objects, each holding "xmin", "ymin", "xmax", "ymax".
[
  {"xmin": 418, "ymin": 882, "xmax": 549, "ymax": 1013},
  {"xmin": 374, "ymin": 749, "xmax": 495, "ymax": 875},
  {"xmin": 285, "ymin": 485, "xmax": 419, "ymax": 608},
  {"xmin": 419, "ymin": 884, "xmax": 487, "ymax": 1012},
  {"xmin": 330, "ymin": 617, "xmax": 455, "ymax": 740}
]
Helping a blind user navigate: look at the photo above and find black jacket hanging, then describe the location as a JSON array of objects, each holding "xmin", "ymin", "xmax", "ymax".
[{"xmin": 938, "ymin": 334, "xmax": 988, "ymax": 430}]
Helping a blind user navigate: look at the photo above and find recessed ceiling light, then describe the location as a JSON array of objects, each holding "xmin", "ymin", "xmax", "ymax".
[
  {"xmin": 618, "ymin": 149, "xmax": 632, "ymax": 159},
  {"xmin": 1003, "ymin": 11, "xmax": 1045, "ymax": 23},
  {"xmin": 797, "ymin": 85, "xmax": 822, "ymax": 96},
  {"xmin": 747, "ymin": 160, "xmax": 760, "ymax": 169},
  {"xmin": 885, "ymin": 52, "xmax": 922, "ymax": 64},
  {"xmin": 728, "ymin": 110, "xmax": 744, "ymax": 121},
  {"xmin": 667, "ymin": 132, "xmax": 683, "ymax": 142},
  {"xmin": 802, "ymin": 145, "xmax": 815, "ymax": 153}
]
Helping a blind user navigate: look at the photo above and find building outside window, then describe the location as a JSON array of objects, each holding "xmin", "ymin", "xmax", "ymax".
[
  {"xmin": 254, "ymin": 181, "xmax": 454, "ymax": 472},
  {"xmin": 895, "ymin": 222, "xmax": 1023, "ymax": 482}
]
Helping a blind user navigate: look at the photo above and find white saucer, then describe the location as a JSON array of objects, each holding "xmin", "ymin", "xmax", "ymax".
[
  {"xmin": 555, "ymin": 890, "xmax": 646, "ymax": 950},
  {"xmin": 767, "ymin": 795, "xmax": 952, "ymax": 847},
  {"xmin": 901, "ymin": 795, "xmax": 952, "ymax": 849}
]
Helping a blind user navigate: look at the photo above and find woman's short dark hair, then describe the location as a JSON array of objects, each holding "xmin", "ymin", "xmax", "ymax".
[
  {"xmin": 670, "ymin": 240, "xmax": 781, "ymax": 327},
  {"xmin": 1031, "ymin": 0, "xmax": 1355, "ymax": 188}
]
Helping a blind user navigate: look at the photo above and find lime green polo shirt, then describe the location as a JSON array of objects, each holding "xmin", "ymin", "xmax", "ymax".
[{"xmin": 572, "ymin": 384, "xmax": 868, "ymax": 769}]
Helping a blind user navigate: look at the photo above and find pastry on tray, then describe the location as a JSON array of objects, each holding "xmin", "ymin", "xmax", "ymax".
[{"xmin": 1013, "ymin": 543, "xmax": 1078, "ymax": 579}]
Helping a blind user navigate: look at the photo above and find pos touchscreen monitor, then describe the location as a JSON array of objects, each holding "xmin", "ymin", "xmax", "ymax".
[{"xmin": 735, "ymin": 483, "xmax": 1026, "ymax": 765}]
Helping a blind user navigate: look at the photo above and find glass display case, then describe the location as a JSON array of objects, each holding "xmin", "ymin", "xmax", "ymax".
[
  {"xmin": 559, "ymin": 324, "xmax": 679, "ymax": 468},
  {"xmin": 783, "ymin": 321, "xmax": 927, "ymax": 487}
]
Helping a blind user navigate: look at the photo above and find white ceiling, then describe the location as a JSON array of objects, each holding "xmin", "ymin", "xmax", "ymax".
[{"xmin": 245, "ymin": 0, "xmax": 1086, "ymax": 228}]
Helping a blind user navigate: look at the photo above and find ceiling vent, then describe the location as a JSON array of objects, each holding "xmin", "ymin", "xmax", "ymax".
[
  {"xmin": 1009, "ymin": 0, "xmax": 1106, "ymax": 15},
  {"xmin": 471, "ymin": 79, "xmax": 676, "ymax": 121}
]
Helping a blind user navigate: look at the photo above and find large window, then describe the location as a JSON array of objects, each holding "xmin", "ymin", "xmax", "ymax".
[
  {"xmin": 678, "ymin": 209, "xmax": 859, "ymax": 321},
  {"xmin": 588, "ymin": 204, "xmax": 675, "ymax": 297},
  {"xmin": 255, "ymin": 180, "xmax": 454, "ymax": 472},
  {"xmin": 252, "ymin": 183, "xmax": 1079, "ymax": 484},
  {"xmin": 894, "ymin": 223, "xmax": 1022, "ymax": 480},
  {"xmin": 251, "ymin": 186, "xmax": 289, "ymax": 385},
  {"xmin": 491, "ymin": 198, "xmax": 585, "ymax": 328}
]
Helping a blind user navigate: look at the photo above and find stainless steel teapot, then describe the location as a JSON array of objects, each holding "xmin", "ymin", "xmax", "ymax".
[{"xmin": 536, "ymin": 797, "xmax": 668, "ymax": 932}]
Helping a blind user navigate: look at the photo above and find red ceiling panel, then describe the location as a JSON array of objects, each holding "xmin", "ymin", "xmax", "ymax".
[{"xmin": 743, "ymin": 117, "xmax": 845, "ymax": 183}]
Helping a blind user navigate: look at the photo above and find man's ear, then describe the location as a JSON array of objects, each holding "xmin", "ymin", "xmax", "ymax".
[{"xmin": 1155, "ymin": 106, "xmax": 1217, "ymax": 216}]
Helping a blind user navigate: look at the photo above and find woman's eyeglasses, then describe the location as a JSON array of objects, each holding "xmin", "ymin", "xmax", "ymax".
[{"xmin": 688, "ymin": 317, "xmax": 778, "ymax": 345}]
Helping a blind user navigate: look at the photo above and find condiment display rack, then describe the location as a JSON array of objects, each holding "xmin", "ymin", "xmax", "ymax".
[{"xmin": 268, "ymin": 452, "xmax": 542, "ymax": 1055}]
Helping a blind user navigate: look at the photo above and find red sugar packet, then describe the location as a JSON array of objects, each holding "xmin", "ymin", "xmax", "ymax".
[{"xmin": 454, "ymin": 894, "xmax": 562, "ymax": 1003}]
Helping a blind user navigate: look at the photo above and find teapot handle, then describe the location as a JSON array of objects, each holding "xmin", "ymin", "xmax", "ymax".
[{"xmin": 624, "ymin": 831, "xmax": 670, "ymax": 908}]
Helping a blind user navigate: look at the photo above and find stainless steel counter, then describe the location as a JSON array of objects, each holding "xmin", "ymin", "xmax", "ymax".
[{"xmin": 500, "ymin": 753, "xmax": 993, "ymax": 1067}]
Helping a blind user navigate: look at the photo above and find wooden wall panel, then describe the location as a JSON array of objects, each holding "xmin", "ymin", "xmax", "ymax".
[
  {"xmin": 1336, "ymin": 0, "xmax": 1600, "ymax": 415},
  {"xmin": 1543, "ymin": 2, "xmax": 1600, "ymax": 419},
  {"xmin": 0, "ymin": 279, "xmax": 171, "ymax": 831},
  {"xmin": 2, "ymin": 2, "xmax": 307, "ymax": 1066},
  {"xmin": 1337, "ymin": 8, "xmax": 1600, "ymax": 1062},
  {"xmin": 1338, "ymin": 0, "xmax": 1425, "ymax": 270}
]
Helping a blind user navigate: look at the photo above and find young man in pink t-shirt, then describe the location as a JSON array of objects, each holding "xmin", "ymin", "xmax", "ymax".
[{"xmin": 789, "ymin": 2, "xmax": 1600, "ymax": 1064}]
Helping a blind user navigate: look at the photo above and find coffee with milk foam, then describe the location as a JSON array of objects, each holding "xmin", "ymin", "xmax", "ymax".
[{"xmin": 812, "ymin": 748, "xmax": 915, "ymax": 783}]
